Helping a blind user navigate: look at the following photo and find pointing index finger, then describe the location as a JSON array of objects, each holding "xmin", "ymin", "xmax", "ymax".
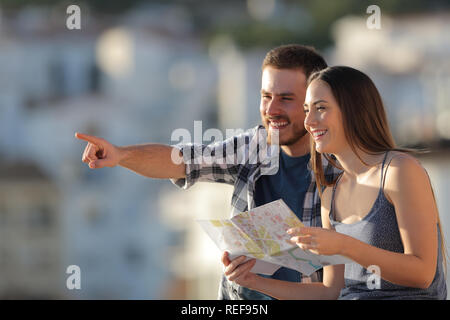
[{"xmin": 75, "ymin": 132, "xmax": 103, "ymax": 145}]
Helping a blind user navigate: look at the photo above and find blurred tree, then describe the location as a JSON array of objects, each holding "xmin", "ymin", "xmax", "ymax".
[
  {"xmin": 204, "ymin": 0, "xmax": 450, "ymax": 50},
  {"xmin": 0, "ymin": 0, "xmax": 145, "ymax": 13},
  {"xmin": 0, "ymin": 0, "xmax": 449, "ymax": 49}
]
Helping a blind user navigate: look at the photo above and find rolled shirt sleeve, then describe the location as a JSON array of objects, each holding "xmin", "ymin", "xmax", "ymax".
[{"xmin": 169, "ymin": 129, "xmax": 255, "ymax": 189}]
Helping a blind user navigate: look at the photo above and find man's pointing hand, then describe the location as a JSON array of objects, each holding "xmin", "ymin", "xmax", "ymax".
[{"xmin": 75, "ymin": 132, "xmax": 123, "ymax": 169}]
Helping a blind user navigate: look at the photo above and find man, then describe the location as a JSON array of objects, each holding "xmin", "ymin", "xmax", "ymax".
[{"xmin": 75, "ymin": 44, "xmax": 338, "ymax": 300}]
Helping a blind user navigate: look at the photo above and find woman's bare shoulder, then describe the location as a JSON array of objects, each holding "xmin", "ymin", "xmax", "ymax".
[
  {"xmin": 385, "ymin": 151, "xmax": 426, "ymax": 180},
  {"xmin": 321, "ymin": 186, "xmax": 334, "ymax": 212},
  {"xmin": 384, "ymin": 151, "xmax": 431, "ymax": 200}
]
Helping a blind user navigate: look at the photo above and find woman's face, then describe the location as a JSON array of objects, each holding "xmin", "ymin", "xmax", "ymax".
[{"xmin": 303, "ymin": 79, "xmax": 349, "ymax": 154}]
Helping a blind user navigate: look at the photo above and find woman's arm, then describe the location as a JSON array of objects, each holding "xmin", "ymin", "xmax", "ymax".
[
  {"xmin": 221, "ymin": 252, "xmax": 344, "ymax": 300},
  {"xmin": 292, "ymin": 155, "xmax": 440, "ymax": 289},
  {"xmin": 341, "ymin": 154, "xmax": 439, "ymax": 288}
]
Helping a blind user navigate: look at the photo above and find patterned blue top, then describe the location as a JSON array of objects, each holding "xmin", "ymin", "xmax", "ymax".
[{"xmin": 329, "ymin": 152, "xmax": 447, "ymax": 300}]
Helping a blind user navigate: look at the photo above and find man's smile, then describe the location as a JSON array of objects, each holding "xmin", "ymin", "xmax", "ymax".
[{"xmin": 267, "ymin": 118, "xmax": 290, "ymax": 130}]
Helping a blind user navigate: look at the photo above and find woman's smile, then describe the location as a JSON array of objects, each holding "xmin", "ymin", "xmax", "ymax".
[{"xmin": 310, "ymin": 129, "xmax": 328, "ymax": 140}]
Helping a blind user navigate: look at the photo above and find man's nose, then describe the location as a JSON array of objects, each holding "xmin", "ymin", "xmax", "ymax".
[{"xmin": 266, "ymin": 99, "xmax": 282, "ymax": 117}]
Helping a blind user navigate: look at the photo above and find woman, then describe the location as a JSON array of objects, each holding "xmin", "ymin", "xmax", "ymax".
[{"xmin": 222, "ymin": 66, "xmax": 447, "ymax": 299}]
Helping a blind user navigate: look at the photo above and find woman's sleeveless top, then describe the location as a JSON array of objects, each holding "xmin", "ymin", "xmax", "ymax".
[{"xmin": 329, "ymin": 152, "xmax": 447, "ymax": 299}]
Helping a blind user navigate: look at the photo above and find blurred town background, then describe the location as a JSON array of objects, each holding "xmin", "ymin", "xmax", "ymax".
[{"xmin": 0, "ymin": 0, "xmax": 449, "ymax": 299}]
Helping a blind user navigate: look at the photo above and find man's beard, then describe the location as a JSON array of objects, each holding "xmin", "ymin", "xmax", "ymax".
[
  {"xmin": 264, "ymin": 118, "xmax": 308, "ymax": 146},
  {"xmin": 279, "ymin": 125, "xmax": 308, "ymax": 146}
]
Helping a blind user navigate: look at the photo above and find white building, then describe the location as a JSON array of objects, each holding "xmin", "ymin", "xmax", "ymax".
[
  {"xmin": 0, "ymin": 5, "xmax": 221, "ymax": 299},
  {"xmin": 0, "ymin": 163, "xmax": 63, "ymax": 299}
]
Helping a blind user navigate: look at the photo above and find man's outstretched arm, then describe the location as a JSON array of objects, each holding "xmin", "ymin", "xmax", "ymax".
[{"xmin": 75, "ymin": 132, "xmax": 186, "ymax": 179}]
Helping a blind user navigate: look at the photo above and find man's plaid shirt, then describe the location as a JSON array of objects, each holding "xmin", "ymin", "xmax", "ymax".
[{"xmin": 171, "ymin": 125, "xmax": 341, "ymax": 299}]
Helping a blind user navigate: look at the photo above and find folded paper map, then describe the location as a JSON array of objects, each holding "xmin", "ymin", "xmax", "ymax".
[{"xmin": 197, "ymin": 199, "xmax": 352, "ymax": 276}]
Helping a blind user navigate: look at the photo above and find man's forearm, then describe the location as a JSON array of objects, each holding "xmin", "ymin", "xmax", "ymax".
[{"xmin": 118, "ymin": 144, "xmax": 186, "ymax": 179}]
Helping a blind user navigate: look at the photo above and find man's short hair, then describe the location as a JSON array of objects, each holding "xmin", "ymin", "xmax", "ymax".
[{"xmin": 262, "ymin": 44, "xmax": 327, "ymax": 79}]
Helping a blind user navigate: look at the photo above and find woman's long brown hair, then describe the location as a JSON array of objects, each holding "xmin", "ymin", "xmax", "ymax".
[{"xmin": 308, "ymin": 66, "xmax": 447, "ymax": 274}]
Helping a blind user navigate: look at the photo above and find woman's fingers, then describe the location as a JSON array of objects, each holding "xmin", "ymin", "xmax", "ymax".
[
  {"xmin": 287, "ymin": 226, "xmax": 318, "ymax": 236},
  {"xmin": 290, "ymin": 234, "xmax": 319, "ymax": 254},
  {"xmin": 290, "ymin": 235, "xmax": 315, "ymax": 245}
]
